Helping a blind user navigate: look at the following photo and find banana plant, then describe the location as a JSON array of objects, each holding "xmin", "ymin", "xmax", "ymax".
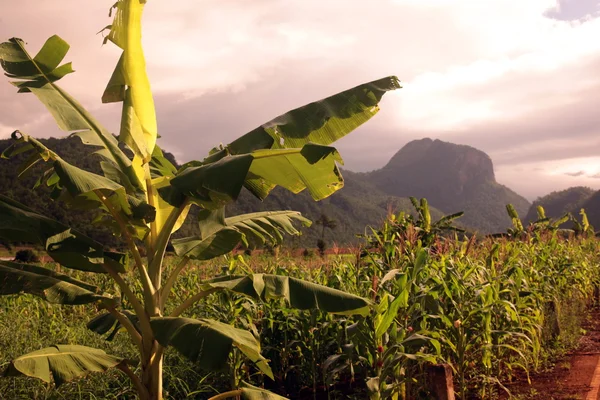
[
  {"xmin": 0, "ymin": 1, "xmax": 400, "ymax": 399},
  {"xmin": 572, "ymin": 208, "xmax": 595, "ymax": 237},
  {"xmin": 529, "ymin": 205, "xmax": 570, "ymax": 234}
]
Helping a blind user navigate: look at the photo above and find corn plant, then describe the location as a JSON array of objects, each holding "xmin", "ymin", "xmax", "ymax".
[
  {"xmin": 361, "ymin": 198, "xmax": 463, "ymax": 269},
  {"xmin": 0, "ymin": 2, "xmax": 401, "ymax": 399},
  {"xmin": 351, "ymin": 249, "xmax": 440, "ymax": 400},
  {"xmin": 348, "ymin": 204, "xmax": 600, "ymax": 398}
]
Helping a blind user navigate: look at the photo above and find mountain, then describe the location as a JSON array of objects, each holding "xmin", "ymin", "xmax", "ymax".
[
  {"xmin": 362, "ymin": 138, "xmax": 531, "ymax": 233},
  {"xmin": 523, "ymin": 186, "xmax": 595, "ymax": 225},
  {"xmin": 0, "ymin": 136, "xmax": 530, "ymax": 249}
]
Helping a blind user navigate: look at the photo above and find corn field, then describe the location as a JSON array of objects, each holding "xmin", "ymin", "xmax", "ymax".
[{"xmin": 1, "ymin": 202, "xmax": 599, "ymax": 399}]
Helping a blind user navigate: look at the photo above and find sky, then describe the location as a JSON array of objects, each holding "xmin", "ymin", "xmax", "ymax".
[{"xmin": 1, "ymin": 0, "xmax": 600, "ymax": 201}]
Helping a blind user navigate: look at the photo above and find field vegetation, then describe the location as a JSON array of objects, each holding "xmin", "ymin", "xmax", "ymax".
[{"xmin": 1, "ymin": 202, "xmax": 599, "ymax": 399}]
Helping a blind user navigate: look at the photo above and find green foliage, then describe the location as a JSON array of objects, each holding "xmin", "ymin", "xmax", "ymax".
[
  {"xmin": 2, "ymin": 3, "xmax": 596, "ymax": 400},
  {"xmin": 316, "ymin": 239, "xmax": 327, "ymax": 257},
  {"xmin": 0, "ymin": 194, "xmax": 127, "ymax": 273},
  {"xmin": 315, "ymin": 213, "xmax": 336, "ymax": 255},
  {"xmin": 353, "ymin": 209, "xmax": 598, "ymax": 398},
  {"xmin": 150, "ymin": 317, "xmax": 273, "ymax": 379},
  {"xmin": 506, "ymin": 203, "xmax": 525, "ymax": 236},
  {"xmin": 0, "ymin": 136, "xmax": 449, "ymax": 248},
  {"xmin": 1, "ymin": 223, "xmax": 598, "ymax": 398},
  {"xmin": 0, "ymin": 136, "xmax": 143, "ymax": 248},
  {"xmin": 172, "ymin": 210, "xmax": 311, "ymax": 260}
]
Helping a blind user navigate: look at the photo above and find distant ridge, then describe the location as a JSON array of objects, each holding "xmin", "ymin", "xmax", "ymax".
[
  {"xmin": 524, "ymin": 186, "xmax": 595, "ymax": 224},
  {"xmin": 524, "ymin": 186, "xmax": 600, "ymax": 230},
  {"xmin": 0, "ymin": 136, "xmax": 533, "ymax": 248}
]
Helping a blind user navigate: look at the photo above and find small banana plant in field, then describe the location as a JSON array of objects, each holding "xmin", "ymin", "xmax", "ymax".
[{"xmin": 0, "ymin": 1, "xmax": 400, "ymax": 399}]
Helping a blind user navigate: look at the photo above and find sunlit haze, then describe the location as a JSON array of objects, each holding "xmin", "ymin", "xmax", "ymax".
[{"xmin": 1, "ymin": 0, "xmax": 600, "ymax": 200}]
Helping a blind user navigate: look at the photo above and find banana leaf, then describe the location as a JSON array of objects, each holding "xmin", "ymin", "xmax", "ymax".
[
  {"xmin": 4, "ymin": 345, "xmax": 124, "ymax": 386},
  {"xmin": 151, "ymin": 317, "xmax": 273, "ymax": 379},
  {"xmin": 202, "ymin": 274, "xmax": 370, "ymax": 315},
  {"xmin": 0, "ymin": 194, "xmax": 126, "ymax": 273},
  {"xmin": 172, "ymin": 210, "xmax": 310, "ymax": 260},
  {"xmin": 0, "ymin": 262, "xmax": 111, "ymax": 305},
  {"xmin": 0, "ymin": 35, "xmax": 142, "ymax": 191}
]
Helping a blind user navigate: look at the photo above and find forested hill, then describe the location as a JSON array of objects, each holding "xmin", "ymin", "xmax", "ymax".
[
  {"xmin": 0, "ymin": 136, "xmax": 439, "ymax": 248},
  {"xmin": 524, "ymin": 186, "xmax": 600, "ymax": 229},
  {"xmin": 0, "ymin": 136, "xmax": 532, "ymax": 249}
]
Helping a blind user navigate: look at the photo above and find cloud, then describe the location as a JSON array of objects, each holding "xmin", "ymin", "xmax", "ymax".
[
  {"xmin": 565, "ymin": 171, "xmax": 586, "ymax": 177},
  {"xmin": 545, "ymin": 0, "xmax": 600, "ymax": 21},
  {"xmin": 2, "ymin": 0, "xmax": 600, "ymax": 200}
]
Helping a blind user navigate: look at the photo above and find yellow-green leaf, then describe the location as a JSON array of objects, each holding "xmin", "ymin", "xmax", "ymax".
[{"xmin": 106, "ymin": 0, "xmax": 157, "ymax": 163}]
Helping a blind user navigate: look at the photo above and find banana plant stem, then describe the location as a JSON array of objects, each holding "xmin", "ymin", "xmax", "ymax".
[
  {"xmin": 102, "ymin": 264, "xmax": 154, "ymax": 353},
  {"xmin": 105, "ymin": 305, "xmax": 143, "ymax": 352},
  {"xmin": 117, "ymin": 362, "xmax": 150, "ymax": 400},
  {"xmin": 94, "ymin": 190, "xmax": 155, "ymax": 300},
  {"xmin": 159, "ymin": 257, "xmax": 189, "ymax": 311},
  {"xmin": 148, "ymin": 199, "xmax": 190, "ymax": 289}
]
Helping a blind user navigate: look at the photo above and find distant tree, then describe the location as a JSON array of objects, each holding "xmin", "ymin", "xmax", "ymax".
[
  {"xmin": 315, "ymin": 213, "xmax": 337, "ymax": 256},
  {"xmin": 14, "ymin": 249, "xmax": 40, "ymax": 263}
]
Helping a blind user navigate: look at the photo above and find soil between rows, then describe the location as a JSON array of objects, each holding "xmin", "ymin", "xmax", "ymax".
[{"xmin": 501, "ymin": 308, "xmax": 600, "ymax": 400}]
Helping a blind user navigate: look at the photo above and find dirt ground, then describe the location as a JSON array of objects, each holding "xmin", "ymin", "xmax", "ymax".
[{"xmin": 501, "ymin": 308, "xmax": 600, "ymax": 400}]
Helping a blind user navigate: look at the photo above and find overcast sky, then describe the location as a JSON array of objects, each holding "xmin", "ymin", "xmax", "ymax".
[{"xmin": 1, "ymin": 0, "xmax": 600, "ymax": 200}]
